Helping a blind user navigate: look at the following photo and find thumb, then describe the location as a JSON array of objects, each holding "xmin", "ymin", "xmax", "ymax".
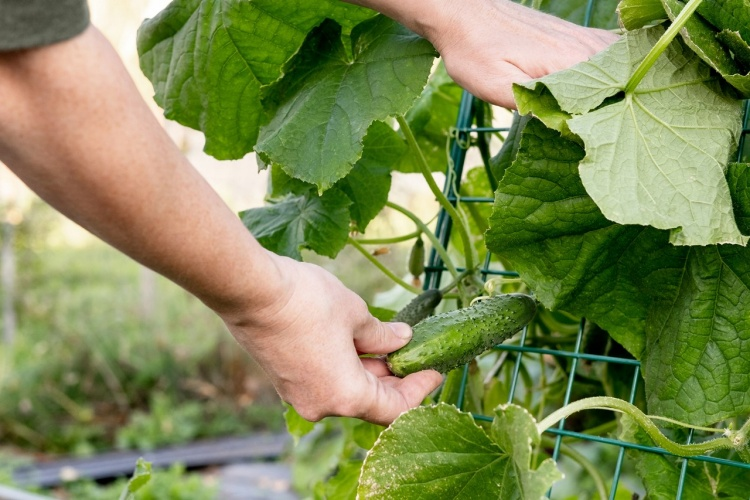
[{"xmin": 353, "ymin": 318, "xmax": 412, "ymax": 355}]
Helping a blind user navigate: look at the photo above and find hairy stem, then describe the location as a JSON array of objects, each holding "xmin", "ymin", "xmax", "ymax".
[
  {"xmin": 348, "ymin": 237, "xmax": 421, "ymax": 294},
  {"xmin": 538, "ymin": 396, "xmax": 734, "ymax": 457},
  {"xmin": 396, "ymin": 115, "xmax": 475, "ymax": 271},
  {"xmin": 625, "ymin": 0, "xmax": 704, "ymax": 93},
  {"xmin": 385, "ymin": 201, "xmax": 459, "ymax": 278}
]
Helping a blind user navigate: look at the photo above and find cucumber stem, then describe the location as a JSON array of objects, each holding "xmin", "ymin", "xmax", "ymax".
[
  {"xmin": 347, "ymin": 237, "xmax": 421, "ymax": 294},
  {"xmin": 537, "ymin": 396, "xmax": 736, "ymax": 457},
  {"xmin": 353, "ymin": 230, "xmax": 421, "ymax": 245},
  {"xmin": 385, "ymin": 201, "xmax": 459, "ymax": 279},
  {"xmin": 624, "ymin": 0, "xmax": 705, "ymax": 93},
  {"xmin": 437, "ymin": 268, "xmax": 475, "ymax": 295},
  {"xmin": 396, "ymin": 115, "xmax": 476, "ymax": 272}
]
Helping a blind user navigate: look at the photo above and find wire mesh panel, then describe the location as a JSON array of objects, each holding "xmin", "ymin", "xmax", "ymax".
[{"xmin": 423, "ymin": 2, "xmax": 750, "ymax": 495}]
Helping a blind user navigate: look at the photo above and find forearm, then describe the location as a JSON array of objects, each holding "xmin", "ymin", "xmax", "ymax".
[{"xmin": 0, "ymin": 26, "xmax": 281, "ymax": 318}]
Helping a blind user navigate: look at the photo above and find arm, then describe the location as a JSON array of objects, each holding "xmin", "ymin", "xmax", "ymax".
[
  {"xmin": 345, "ymin": 0, "xmax": 619, "ymax": 108},
  {"xmin": 0, "ymin": 26, "xmax": 442, "ymax": 425}
]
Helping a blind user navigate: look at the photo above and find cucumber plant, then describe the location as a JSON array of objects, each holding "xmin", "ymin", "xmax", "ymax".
[{"xmin": 137, "ymin": 0, "xmax": 750, "ymax": 497}]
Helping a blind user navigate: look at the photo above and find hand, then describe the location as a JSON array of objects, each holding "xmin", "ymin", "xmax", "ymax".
[
  {"xmin": 429, "ymin": 0, "xmax": 620, "ymax": 108},
  {"xmin": 345, "ymin": 0, "xmax": 619, "ymax": 109},
  {"xmin": 220, "ymin": 253, "xmax": 444, "ymax": 425}
]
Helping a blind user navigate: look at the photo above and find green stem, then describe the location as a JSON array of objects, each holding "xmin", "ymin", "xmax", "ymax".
[
  {"xmin": 532, "ymin": 353, "xmax": 549, "ymax": 467},
  {"xmin": 541, "ymin": 436, "xmax": 609, "ymax": 500},
  {"xmin": 437, "ymin": 268, "xmax": 474, "ymax": 295},
  {"xmin": 353, "ymin": 230, "xmax": 421, "ymax": 245},
  {"xmin": 624, "ymin": 0, "xmax": 704, "ymax": 93},
  {"xmin": 396, "ymin": 115, "xmax": 475, "ymax": 271},
  {"xmin": 734, "ymin": 417, "xmax": 750, "ymax": 449},
  {"xmin": 537, "ymin": 396, "xmax": 734, "ymax": 457},
  {"xmin": 385, "ymin": 201, "xmax": 459, "ymax": 279},
  {"xmin": 646, "ymin": 415, "xmax": 726, "ymax": 434},
  {"xmin": 348, "ymin": 237, "xmax": 421, "ymax": 294}
]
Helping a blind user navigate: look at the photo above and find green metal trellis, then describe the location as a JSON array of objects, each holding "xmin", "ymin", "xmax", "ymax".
[{"xmin": 423, "ymin": 1, "xmax": 750, "ymax": 496}]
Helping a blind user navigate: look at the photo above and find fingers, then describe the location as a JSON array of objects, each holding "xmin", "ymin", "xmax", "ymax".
[
  {"xmin": 358, "ymin": 369, "xmax": 444, "ymax": 425},
  {"xmin": 353, "ymin": 317, "xmax": 412, "ymax": 355},
  {"xmin": 361, "ymin": 356, "xmax": 392, "ymax": 377},
  {"xmin": 469, "ymin": 65, "xmax": 532, "ymax": 110},
  {"xmin": 288, "ymin": 359, "xmax": 442, "ymax": 426}
]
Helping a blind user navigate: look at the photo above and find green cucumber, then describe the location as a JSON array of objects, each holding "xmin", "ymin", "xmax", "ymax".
[
  {"xmin": 387, "ymin": 293, "xmax": 536, "ymax": 377},
  {"xmin": 407, "ymin": 236, "xmax": 425, "ymax": 278},
  {"xmin": 392, "ymin": 289, "xmax": 443, "ymax": 327}
]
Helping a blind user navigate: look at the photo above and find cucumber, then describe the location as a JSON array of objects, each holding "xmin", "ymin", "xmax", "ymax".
[
  {"xmin": 387, "ymin": 293, "xmax": 536, "ymax": 377},
  {"xmin": 392, "ymin": 289, "xmax": 443, "ymax": 327},
  {"xmin": 407, "ymin": 236, "xmax": 425, "ymax": 278}
]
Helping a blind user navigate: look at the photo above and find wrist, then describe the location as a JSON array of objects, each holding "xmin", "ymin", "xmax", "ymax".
[
  {"xmin": 342, "ymin": 0, "xmax": 460, "ymax": 41},
  {"xmin": 203, "ymin": 246, "xmax": 287, "ymax": 325}
]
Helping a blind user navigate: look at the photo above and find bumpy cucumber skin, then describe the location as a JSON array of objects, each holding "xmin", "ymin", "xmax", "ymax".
[
  {"xmin": 387, "ymin": 293, "xmax": 536, "ymax": 377},
  {"xmin": 392, "ymin": 289, "xmax": 443, "ymax": 327}
]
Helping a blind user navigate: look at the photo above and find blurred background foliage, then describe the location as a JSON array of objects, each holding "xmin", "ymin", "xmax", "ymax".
[{"xmin": 0, "ymin": 201, "xmax": 285, "ymax": 457}]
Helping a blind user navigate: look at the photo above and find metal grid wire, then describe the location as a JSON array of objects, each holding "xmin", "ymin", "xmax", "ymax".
[{"xmin": 421, "ymin": 3, "xmax": 750, "ymax": 495}]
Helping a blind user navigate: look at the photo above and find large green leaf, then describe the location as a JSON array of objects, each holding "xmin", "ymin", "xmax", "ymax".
[
  {"xmin": 662, "ymin": 0, "xmax": 750, "ymax": 96},
  {"xmin": 256, "ymin": 16, "xmax": 436, "ymax": 190},
  {"xmin": 137, "ymin": 0, "xmax": 375, "ymax": 160},
  {"xmin": 239, "ymin": 188, "xmax": 351, "ymax": 260},
  {"xmin": 486, "ymin": 119, "xmax": 750, "ymax": 425},
  {"xmin": 727, "ymin": 162, "xmax": 750, "ymax": 234},
  {"xmin": 358, "ymin": 404, "xmax": 561, "ymax": 499},
  {"xmin": 337, "ymin": 121, "xmax": 399, "ymax": 232},
  {"xmin": 489, "ymin": 112, "xmax": 531, "ymax": 183},
  {"xmin": 490, "ymin": 405, "xmax": 563, "ymax": 500},
  {"xmin": 250, "ymin": 120, "xmax": 395, "ymax": 260},
  {"xmin": 643, "ymin": 244, "xmax": 750, "ymax": 423},
  {"xmin": 266, "ymin": 120, "xmax": 398, "ymax": 234},
  {"xmin": 515, "ymin": 26, "xmax": 746, "ymax": 246},
  {"xmin": 619, "ymin": 415, "xmax": 750, "ymax": 499},
  {"xmin": 486, "ymin": 118, "xmax": 650, "ymax": 357},
  {"xmin": 696, "ymin": 0, "xmax": 750, "ymax": 43}
]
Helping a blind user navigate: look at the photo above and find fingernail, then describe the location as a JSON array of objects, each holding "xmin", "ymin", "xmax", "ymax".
[{"xmin": 392, "ymin": 323, "xmax": 412, "ymax": 340}]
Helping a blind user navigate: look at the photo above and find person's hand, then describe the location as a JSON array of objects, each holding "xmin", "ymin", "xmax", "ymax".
[
  {"xmin": 345, "ymin": 0, "xmax": 619, "ymax": 109},
  {"xmin": 428, "ymin": 0, "xmax": 620, "ymax": 108},
  {"xmin": 219, "ymin": 252, "xmax": 444, "ymax": 425}
]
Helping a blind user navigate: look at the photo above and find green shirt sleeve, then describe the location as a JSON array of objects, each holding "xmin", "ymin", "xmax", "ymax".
[{"xmin": 0, "ymin": 0, "xmax": 90, "ymax": 51}]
